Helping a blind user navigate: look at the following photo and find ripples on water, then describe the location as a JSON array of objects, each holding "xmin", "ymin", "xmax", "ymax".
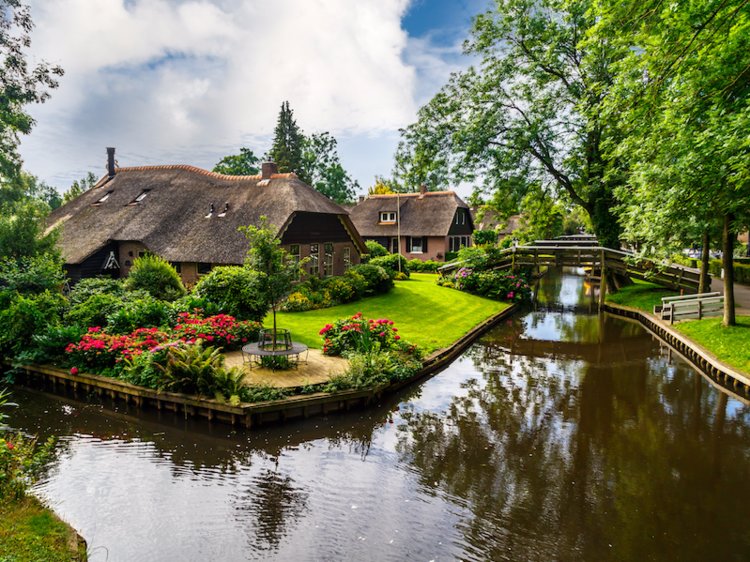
[{"xmin": 10, "ymin": 269, "xmax": 750, "ymax": 561}]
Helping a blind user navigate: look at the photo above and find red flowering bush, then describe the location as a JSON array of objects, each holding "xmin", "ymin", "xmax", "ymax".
[
  {"xmin": 64, "ymin": 326, "xmax": 171, "ymax": 372},
  {"xmin": 319, "ymin": 313, "xmax": 411, "ymax": 356},
  {"xmin": 171, "ymin": 313, "xmax": 261, "ymax": 350}
]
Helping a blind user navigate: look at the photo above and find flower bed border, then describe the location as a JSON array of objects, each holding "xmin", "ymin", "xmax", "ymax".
[
  {"xmin": 602, "ymin": 302, "xmax": 750, "ymax": 398},
  {"xmin": 9, "ymin": 304, "xmax": 519, "ymax": 429}
]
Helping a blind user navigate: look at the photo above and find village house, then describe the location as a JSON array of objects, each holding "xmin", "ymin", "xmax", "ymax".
[
  {"xmin": 47, "ymin": 148, "xmax": 366, "ymax": 284},
  {"xmin": 349, "ymin": 186, "xmax": 474, "ymax": 261},
  {"xmin": 471, "ymin": 207, "xmax": 521, "ymax": 243}
]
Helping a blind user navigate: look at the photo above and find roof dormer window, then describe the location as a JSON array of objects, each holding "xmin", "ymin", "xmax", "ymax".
[
  {"xmin": 94, "ymin": 190, "xmax": 113, "ymax": 204},
  {"xmin": 380, "ymin": 211, "xmax": 397, "ymax": 223},
  {"xmin": 130, "ymin": 190, "xmax": 150, "ymax": 204}
]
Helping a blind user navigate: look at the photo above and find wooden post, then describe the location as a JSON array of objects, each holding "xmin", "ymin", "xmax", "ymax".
[
  {"xmin": 599, "ymin": 249, "xmax": 607, "ymax": 307},
  {"xmin": 698, "ymin": 299, "xmax": 703, "ymax": 320}
]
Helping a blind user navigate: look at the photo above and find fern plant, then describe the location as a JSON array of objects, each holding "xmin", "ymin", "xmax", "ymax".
[{"xmin": 156, "ymin": 341, "xmax": 225, "ymax": 396}]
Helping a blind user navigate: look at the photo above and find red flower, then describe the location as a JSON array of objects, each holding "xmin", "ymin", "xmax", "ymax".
[
  {"xmin": 70, "ymin": 367, "xmax": 79, "ymax": 375},
  {"xmin": 6, "ymin": 441, "xmax": 13, "ymax": 450}
]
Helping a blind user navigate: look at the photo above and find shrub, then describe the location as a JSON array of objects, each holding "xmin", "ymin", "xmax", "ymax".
[
  {"xmin": 171, "ymin": 294, "xmax": 221, "ymax": 317},
  {"xmin": 323, "ymin": 276, "xmax": 358, "ymax": 303},
  {"xmin": 473, "ymin": 229, "xmax": 498, "ymax": 245},
  {"xmin": 0, "ymin": 431, "xmax": 55, "ymax": 500},
  {"xmin": 105, "ymin": 296, "xmax": 174, "ymax": 334},
  {"xmin": 319, "ymin": 313, "xmax": 413, "ymax": 356},
  {"xmin": 65, "ymin": 292, "xmax": 127, "ymax": 329},
  {"xmin": 449, "ymin": 268, "xmax": 532, "ymax": 302},
  {"xmin": 344, "ymin": 269, "xmax": 367, "ymax": 297},
  {"xmin": 125, "ymin": 254, "xmax": 186, "ymax": 301},
  {"xmin": 369, "ymin": 254, "xmax": 410, "ymax": 279},
  {"xmin": 193, "ymin": 266, "xmax": 268, "ymax": 321},
  {"xmin": 407, "ymin": 259, "xmax": 441, "ymax": 273},
  {"xmin": 16, "ymin": 325, "xmax": 86, "ymax": 366},
  {"xmin": 324, "ymin": 350, "xmax": 422, "ymax": 391},
  {"xmin": 348, "ymin": 264, "xmax": 393, "ymax": 296},
  {"xmin": 238, "ymin": 383, "xmax": 289, "ymax": 403},
  {"xmin": 65, "ymin": 327, "xmax": 171, "ymax": 374},
  {"xmin": 0, "ymin": 254, "xmax": 66, "ymax": 295},
  {"xmin": 120, "ymin": 350, "xmax": 169, "ymax": 389},
  {"xmin": 281, "ymin": 291, "xmax": 314, "ymax": 312},
  {"xmin": 171, "ymin": 312, "xmax": 261, "ymax": 350},
  {"xmin": 0, "ymin": 291, "xmax": 66, "ymax": 358},
  {"xmin": 364, "ymin": 240, "xmax": 389, "ymax": 260},
  {"xmin": 67, "ymin": 276, "xmax": 124, "ymax": 306}
]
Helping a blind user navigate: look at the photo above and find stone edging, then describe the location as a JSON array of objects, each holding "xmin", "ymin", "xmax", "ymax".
[
  {"xmin": 12, "ymin": 304, "xmax": 519, "ymax": 429},
  {"xmin": 602, "ymin": 302, "xmax": 750, "ymax": 396}
]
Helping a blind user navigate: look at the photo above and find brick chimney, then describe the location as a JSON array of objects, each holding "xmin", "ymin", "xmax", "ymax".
[
  {"xmin": 106, "ymin": 147, "xmax": 116, "ymax": 178},
  {"xmin": 261, "ymin": 161, "xmax": 278, "ymax": 180}
]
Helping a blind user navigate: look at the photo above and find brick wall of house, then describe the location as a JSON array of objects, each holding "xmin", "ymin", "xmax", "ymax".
[{"xmin": 117, "ymin": 242, "xmax": 149, "ymax": 277}]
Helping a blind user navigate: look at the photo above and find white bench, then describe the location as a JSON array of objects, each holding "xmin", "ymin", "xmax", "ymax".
[{"xmin": 658, "ymin": 292, "xmax": 723, "ymax": 324}]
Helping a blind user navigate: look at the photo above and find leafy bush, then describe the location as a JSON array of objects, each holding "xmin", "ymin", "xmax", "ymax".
[
  {"xmin": 238, "ymin": 383, "xmax": 289, "ymax": 403},
  {"xmin": 407, "ymin": 258, "xmax": 441, "ymax": 272},
  {"xmin": 369, "ymin": 254, "xmax": 410, "ymax": 279},
  {"xmin": 446, "ymin": 268, "xmax": 532, "ymax": 302},
  {"xmin": 319, "ymin": 313, "xmax": 415, "ymax": 356},
  {"xmin": 281, "ymin": 291, "xmax": 314, "ymax": 312},
  {"xmin": 171, "ymin": 312, "xmax": 261, "ymax": 350},
  {"xmin": 15, "ymin": 325, "xmax": 86, "ymax": 366},
  {"xmin": 323, "ymin": 276, "xmax": 358, "ymax": 302},
  {"xmin": 67, "ymin": 276, "xmax": 124, "ymax": 306},
  {"xmin": 364, "ymin": 240, "xmax": 389, "ymax": 260},
  {"xmin": 65, "ymin": 327, "xmax": 171, "ymax": 374},
  {"xmin": 324, "ymin": 350, "xmax": 422, "ymax": 391},
  {"xmin": 105, "ymin": 296, "xmax": 174, "ymax": 334},
  {"xmin": 120, "ymin": 350, "xmax": 169, "ymax": 389},
  {"xmin": 0, "ymin": 254, "xmax": 66, "ymax": 295},
  {"xmin": 473, "ymin": 229, "xmax": 498, "ymax": 245},
  {"xmin": 193, "ymin": 266, "xmax": 268, "ymax": 321},
  {"xmin": 0, "ymin": 291, "xmax": 66, "ymax": 357},
  {"xmin": 65, "ymin": 292, "xmax": 127, "ymax": 330},
  {"xmin": 170, "ymin": 294, "xmax": 221, "ymax": 317},
  {"xmin": 125, "ymin": 254, "xmax": 186, "ymax": 301},
  {"xmin": 348, "ymin": 264, "xmax": 393, "ymax": 296}
]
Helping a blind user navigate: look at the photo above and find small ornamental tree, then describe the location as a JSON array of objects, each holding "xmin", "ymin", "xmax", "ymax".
[
  {"xmin": 239, "ymin": 217, "xmax": 303, "ymax": 348},
  {"xmin": 124, "ymin": 254, "xmax": 186, "ymax": 301}
]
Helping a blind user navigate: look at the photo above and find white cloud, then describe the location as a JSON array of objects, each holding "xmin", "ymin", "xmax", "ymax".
[{"xmin": 19, "ymin": 0, "xmax": 473, "ymax": 194}]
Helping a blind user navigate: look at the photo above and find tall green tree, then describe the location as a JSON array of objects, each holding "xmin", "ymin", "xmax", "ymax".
[
  {"xmin": 0, "ymin": 0, "xmax": 63, "ymax": 180},
  {"xmin": 269, "ymin": 101, "xmax": 306, "ymax": 182},
  {"xmin": 212, "ymin": 147, "xmax": 260, "ymax": 176},
  {"xmin": 394, "ymin": 0, "xmax": 629, "ymax": 249},
  {"xmin": 62, "ymin": 172, "xmax": 97, "ymax": 204},
  {"xmin": 301, "ymin": 132, "xmax": 358, "ymax": 204},
  {"xmin": 597, "ymin": 0, "xmax": 750, "ymax": 325}
]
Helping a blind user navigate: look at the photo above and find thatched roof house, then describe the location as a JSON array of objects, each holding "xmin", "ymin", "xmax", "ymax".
[
  {"xmin": 349, "ymin": 187, "xmax": 473, "ymax": 261},
  {"xmin": 471, "ymin": 207, "xmax": 521, "ymax": 240},
  {"xmin": 49, "ymin": 150, "xmax": 366, "ymax": 284}
]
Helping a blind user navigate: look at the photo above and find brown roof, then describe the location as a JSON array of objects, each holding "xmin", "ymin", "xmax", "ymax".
[
  {"xmin": 349, "ymin": 191, "xmax": 470, "ymax": 237},
  {"xmin": 471, "ymin": 207, "xmax": 520, "ymax": 234},
  {"xmin": 48, "ymin": 165, "xmax": 364, "ymax": 265}
]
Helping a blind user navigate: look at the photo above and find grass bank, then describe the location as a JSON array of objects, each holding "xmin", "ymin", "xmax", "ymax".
[
  {"xmin": 673, "ymin": 316, "xmax": 750, "ymax": 374},
  {"xmin": 268, "ymin": 273, "xmax": 510, "ymax": 353},
  {"xmin": 605, "ymin": 279, "xmax": 678, "ymax": 313},
  {"xmin": 0, "ymin": 495, "xmax": 86, "ymax": 561}
]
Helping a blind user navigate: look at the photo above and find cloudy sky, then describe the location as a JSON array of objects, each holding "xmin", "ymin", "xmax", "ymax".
[{"xmin": 19, "ymin": 0, "xmax": 489, "ymax": 197}]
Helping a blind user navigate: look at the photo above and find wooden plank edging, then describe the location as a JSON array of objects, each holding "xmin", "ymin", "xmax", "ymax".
[{"xmin": 601, "ymin": 303, "xmax": 750, "ymax": 393}]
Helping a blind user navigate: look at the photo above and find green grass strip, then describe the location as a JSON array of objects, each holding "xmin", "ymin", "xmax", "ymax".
[
  {"xmin": 605, "ymin": 279, "xmax": 679, "ymax": 313},
  {"xmin": 266, "ymin": 273, "xmax": 510, "ymax": 353},
  {"xmin": 674, "ymin": 316, "xmax": 750, "ymax": 374}
]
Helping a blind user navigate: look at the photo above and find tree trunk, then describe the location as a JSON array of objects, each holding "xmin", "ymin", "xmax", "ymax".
[
  {"xmin": 586, "ymin": 194, "xmax": 632, "ymax": 290},
  {"xmin": 272, "ymin": 303, "xmax": 278, "ymax": 349},
  {"xmin": 722, "ymin": 213, "xmax": 736, "ymax": 326},
  {"xmin": 699, "ymin": 231, "xmax": 710, "ymax": 294}
]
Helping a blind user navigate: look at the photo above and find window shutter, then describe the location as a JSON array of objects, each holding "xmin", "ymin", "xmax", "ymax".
[
  {"xmin": 405, "ymin": 236, "xmax": 411, "ymax": 252},
  {"xmin": 422, "ymin": 237, "xmax": 428, "ymax": 252}
]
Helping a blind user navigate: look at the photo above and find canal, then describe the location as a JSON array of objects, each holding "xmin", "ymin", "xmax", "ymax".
[{"xmin": 8, "ymin": 268, "xmax": 750, "ymax": 561}]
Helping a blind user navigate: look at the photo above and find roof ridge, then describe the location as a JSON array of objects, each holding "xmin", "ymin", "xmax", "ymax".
[
  {"xmin": 115, "ymin": 164, "xmax": 299, "ymax": 182},
  {"xmin": 367, "ymin": 190, "xmax": 456, "ymax": 198}
]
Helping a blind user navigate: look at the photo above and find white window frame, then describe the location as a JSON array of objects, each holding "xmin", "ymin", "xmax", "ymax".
[
  {"xmin": 343, "ymin": 247, "xmax": 351, "ymax": 270},
  {"xmin": 380, "ymin": 211, "xmax": 397, "ymax": 223},
  {"xmin": 410, "ymin": 237, "xmax": 423, "ymax": 254},
  {"xmin": 323, "ymin": 243, "xmax": 334, "ymax": 277}
]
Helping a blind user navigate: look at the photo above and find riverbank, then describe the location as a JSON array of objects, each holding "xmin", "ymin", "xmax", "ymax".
[{"xmin": 1, "ymin": 495, "xmax": 86, "ymax": 561}]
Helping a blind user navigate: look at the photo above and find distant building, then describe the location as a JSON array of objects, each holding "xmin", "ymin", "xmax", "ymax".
[
  {"xmin": 48, "ymin": 148, "xmax": 366, "ymax": 284},
  {"xmin": 471, "ymin": 207, "xmax": 521, "ymax": 242},
  {"xmin": 349, "ymin": 186, "xmax": 473, "ymax": 261}
]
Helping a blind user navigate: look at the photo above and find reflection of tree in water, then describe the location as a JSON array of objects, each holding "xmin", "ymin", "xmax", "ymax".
[
  {"xmin": 397, "ymin": 336, "xmax": 750, "ymax": 561},
  {"xmin": 233, "ymin": 463, "xmax": 308, "ymax": 553}
]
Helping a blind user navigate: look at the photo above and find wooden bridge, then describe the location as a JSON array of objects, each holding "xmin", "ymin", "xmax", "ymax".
[{"xmin": 440, "ymin": 236, "xmax": 704, "ymax": 293}]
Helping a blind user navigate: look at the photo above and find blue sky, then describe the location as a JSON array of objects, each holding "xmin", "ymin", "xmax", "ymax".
[{"xmin": 20, "ymin": 0, "xmax": 491, "ymax": 198}]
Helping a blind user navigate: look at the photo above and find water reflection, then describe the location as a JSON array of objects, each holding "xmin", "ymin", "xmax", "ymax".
[{"xmin": 8, "ymin": 268, "xmax": 750, "ymax": 561}]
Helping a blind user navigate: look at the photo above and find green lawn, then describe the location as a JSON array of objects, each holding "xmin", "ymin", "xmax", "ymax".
[
  {"xmin": 266, "ymin": 273, "xmax": 510, "ymax": 353},
  {"xmin": 674, "ymin": 316, "xmax": 750, "ymax": 374},
  {"xmin": 605, "ymin": 279, "xmax": 678, "ymax": 313},
  {"xmin": 0, "ymin": 496, "xmax": 85, "ymax": 561}
]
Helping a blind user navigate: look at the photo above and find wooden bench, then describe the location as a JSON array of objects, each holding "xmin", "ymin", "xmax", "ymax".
[{"xmin": 657, "ymin": 292, "xmax": 723, "ymax": 324}]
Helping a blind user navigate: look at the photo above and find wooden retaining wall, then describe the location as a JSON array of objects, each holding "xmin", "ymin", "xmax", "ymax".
[
  {"xmin": 13, "ymin": 304, "xmax": 519, "ymax": 429},
  {"xmin": 602, "ymin": 303, "xmax": 750, "ymax": 397}
]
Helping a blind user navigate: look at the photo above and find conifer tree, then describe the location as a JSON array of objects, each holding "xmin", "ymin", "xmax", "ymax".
[{"xmin": 269, "ymin": 101, "xmax": 307, "ymax": 182}]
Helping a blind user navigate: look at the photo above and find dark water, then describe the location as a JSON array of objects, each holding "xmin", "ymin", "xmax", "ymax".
[{"xmin": 8, "ymin": 269, "xmax": 750, "ymax": 561}]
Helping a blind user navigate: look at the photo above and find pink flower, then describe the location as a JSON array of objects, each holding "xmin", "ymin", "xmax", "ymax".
[
  {"xmin": 6, "ymin": 441, "xmax": 13, "ymax": 450},
  {"xmin": 507, "ymin": 292, "xmax": 515, "ymax": 299},
  {"xmin": 379, "ymin": 332, "xmax": 385, "ymax": 337},
  {"xmin": 394, "ymin": 335, "xmax": 400, "ymax": 340},
  {"xmin": 70, "ymin": 367, "xmax": 79, "ymax": 375}
]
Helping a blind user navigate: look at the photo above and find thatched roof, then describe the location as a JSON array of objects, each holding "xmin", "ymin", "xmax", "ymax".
[
  {"xmin": 349, "ymin": 191, "xmax": 470, "ymax": 237},
  {"xmin": 48, "ymin": 165, "xmax": 364, "ymax": 265},
  {"xmin": 471, "ymin": 207, "xmax": 521, "ymax": 235}
]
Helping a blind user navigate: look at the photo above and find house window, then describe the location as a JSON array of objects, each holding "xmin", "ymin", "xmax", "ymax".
[
  {"xmin": 380, "ymin": 211, "xmax": 397, "ymax": 223},
  {"xmin": 309, "ymin": 244, "xmax": 319, "ymax": 275},
  {"xmin": 390, "ymin": 237, "xmax": 399, "ymax": 254},
  {"xmin": 323, "ymin": 243, "xmax": 334, "ymax": 277},
  {"xmin": 197, "ymin": 262, "xmax": 212, "ymax": 275},
  {"xmin": 409, "ymin": 237, "xmax": 423, "ymax": 254},
  {"xmin": 449, "ymin": 235, "xmax": 472, "ymax": 252},
  {"xmin": 290, "ymin": 244, "xmax": 301, "ymax": 279},
  {"xmin": 170, "ymin": 262, "xmax": 182, "ymax": 273},
  {"xmin": 343, "ymin": 247, "xmax": 351, "ymax": 270}
]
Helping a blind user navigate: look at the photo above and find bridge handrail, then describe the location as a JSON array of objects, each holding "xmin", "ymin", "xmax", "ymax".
[{"xmin": 661, "ymin": 292, "xmax": 720, "ymax": 304}]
